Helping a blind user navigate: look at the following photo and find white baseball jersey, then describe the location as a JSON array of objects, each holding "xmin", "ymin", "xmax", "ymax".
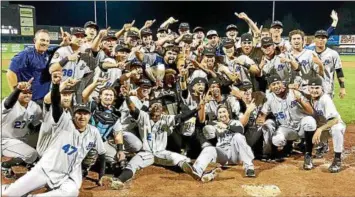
[
  {"xmin": 262, "ymin": 52, "xmax": 293, "ymax": 83},
  {"xmin": 115, "ymin": 96, "xmax": 149, "ymax": 132},
  {"xmin": 311, "ymin": 94, "xmax": 342, "ymax": 125},
  {"xmin": 37, "ymin": 124, "xmax": 105, "ymax": 188},
  {"xmin": 36, "ymin": 105, "xmax": 72, "ymax": 157},
  {"xmin": 292, "ymin": 49, "xmax": 318, "ymax": 86},
  {"xmin": 50, "ymin": 46, "xmax": 91, "ymax": 82},
  {"xmin": 1, "ymin": 99, "xmax": 42, "ymax": 140},
  {"xmin": 136, "ymin": 110, "xmax": 175, "ymax": 153},
  {"xmin": 313, "ymin": 47, "xmax": 342, "ymax": 95},
  {"xmin": 261, "ymin": 91, "xmax": 309, "ymax": 129},
  {"xmin": 79, "ymin": 42, "xmax": 92, "ymax": 53},
  {"xmin": 275, "ymin": 38, "xmax": 291, "ymax": 52},
  {"xmin": 180, "ymin": 92, "xmax": 199, "ymax": 136}
]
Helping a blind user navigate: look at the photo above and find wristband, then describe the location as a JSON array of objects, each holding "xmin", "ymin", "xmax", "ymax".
[
  {"xmin": 339, "ymin": 81, "xmax": 345, "ymax": 88},
  {"xmin": 59, "ymin": 57, "xmax": 69, "ymax": 67},
  {"xmin": 116, "ymin": 144, "xmax": 124, "ymax": 152}
]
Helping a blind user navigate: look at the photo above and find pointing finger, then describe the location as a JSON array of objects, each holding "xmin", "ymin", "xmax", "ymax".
[
  {"xmin": 28, "ymin": 77, "xmax": 34, "ymax": 84},
  {"xmin": 131, "ymin": 20, "xmax": 135, "ymax": 26},
  {"xmin": 106, "ymin": 26, "xmax": 111, "ymax": 31},
  {"xmin": 60, "ymin": 27, "xmax": 64, "ymax": 36},
  {"xmin": 152, "ymin": 19, "xmax": 156, "ymax": 24}
]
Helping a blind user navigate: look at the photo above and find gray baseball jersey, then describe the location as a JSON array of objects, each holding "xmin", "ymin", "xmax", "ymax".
[
  {"xmin": 136, "ymin": 110, "xmax": 175, "ymax": 153},
  {"xmin": 1, "ymin": 99, "xmax": 42, "ymax": 140},
  {"xmin": 37, "ymin": 124, "xmax": 105, "ymax": 188},
  {"xmin": 50, "ymin": 46, "xmax": 91, "ymax": 82},
  {"xmin": 312, "ymin": 47, "xmax": 342, "ymax": 96},
  {"xmin": 261, "ymin": 90, "xmax": 309, "ymax": 130},
  {"xmin": 262, "ymin": 52, "xmax": 293, "ymax": 83},
  {"xmin": 36, "ymin": 105, "xmax": 72, "ymax": 157},
  {"xmin": 205, "ymin": 95, "xmax": 240, "ymax": 124},
  {"xmin": 292, "ymin": 49, "xmax": 318, "ymax": 87}
]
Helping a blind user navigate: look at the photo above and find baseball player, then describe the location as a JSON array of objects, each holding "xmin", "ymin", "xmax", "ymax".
[
  {"xmin": 289, "ymin": 29, "xmax": 324, "ymax": 93},
  {"xmin": 1, "ymin": 78, "xmax": 42, "ymax": 175},
  {"xmin": 259, "ymin": 37, "xmax": 300, "ymax": 84},
  {"xmin": 235, "ymin": 82, "xmax": 275, "ymax": 159},
  {"xmin": 308, "ymin": 77, "xmax": 346, "ymax": 173},
  {"xmin": 184, "ymin": 104, "xmax": 256, "ymax": 182},
  {"xmin": 109, "ymin": 88, "xmax": 202, "ymax": 190},
  {"xmin": 257, "ymin": 75, "xmax": 317, "ymax": 169},
  {"xmin": 140, "ymin": 28, "xmax": 156, "ymax": 53},
  {"xmin": 37, "ymin": 71, "xmax": 78, "ymax": 157},
  {"xmin": 80, "ymin": 21, "xmax": 99, "ymax": 53},
  {"xmin": 269, "ymin": 21, "xmax": 291, "ymax": 52},
  {"xmin": 2, "ymin": 103, "xmax": 106, "ymax": 197},
  {"xmin": 312, "ymin": 30, "xmax": 346, "ymax": 99},
  {"xmin": 49, "ymin": 28, "xmax": 91, "ymax": 82}
]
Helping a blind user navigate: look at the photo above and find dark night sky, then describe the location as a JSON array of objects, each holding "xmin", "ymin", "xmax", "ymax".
[{"xmin": 9, "ymin": 1, "xmax": 347, "ymax": 35}]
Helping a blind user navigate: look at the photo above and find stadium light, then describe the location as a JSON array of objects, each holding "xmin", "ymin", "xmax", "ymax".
[
  {"xmin": 272, "ymin": 1, "xmax": 275, "ymax": 22},
  {"xmin": 94, "ymin": 0, "xmax": 97, "ymax": 23}
]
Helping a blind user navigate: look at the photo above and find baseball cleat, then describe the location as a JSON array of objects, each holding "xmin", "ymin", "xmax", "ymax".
[
  {"xmin": 315, "ymin": 143, "xmax": 330, "ymax": 158},
  {"xmin": 1, "ymin": 167, "xmax": 14, "ymax": 179},
  {"xmin": 303, "ymin": 154, "xmax": 314, "ymax": 170},
  {"xmin": 1, "ymin": 158, "xmax": 25, "ymax": 169},
  {"xmin": 201, "ymin": 167, "xmax": 222, "ymax": 183},
  {"xmin": 111, "ymin": 177, "xmax": 125, "ymax": 190},
  {"xmin": 245, "ymin": 169, "xmax": 256, "ymax": 178},
  {"xmin": 181, "ymin": 162, "xmax": 200, "ymax": 180},
  {"xmin": 328, "ymin": 158, "xmax": 341, "ymax": 173}
]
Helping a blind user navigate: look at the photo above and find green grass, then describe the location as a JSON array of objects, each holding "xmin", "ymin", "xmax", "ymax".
[
  {"xmin": 1, "ymin": 55, "xmax": 355, "ymax": 124},
  {"xmin": 340, "ymin": 55, "xmax": 355, "ymax": 62}
]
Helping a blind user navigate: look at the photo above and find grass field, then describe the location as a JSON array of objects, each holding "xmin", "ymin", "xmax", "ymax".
[{"xmin": 1, "ymin": 55, "xmax": 354, "ymax": 123}]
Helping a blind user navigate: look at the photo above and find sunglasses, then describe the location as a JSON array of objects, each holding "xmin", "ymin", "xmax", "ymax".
[
  {"xmin": 21, "ymin": 90, "xmax": 33, "ymax": 94},
  {"xmin": 242, "ymin": 41, "xmax": 252, "ymax": 45}
]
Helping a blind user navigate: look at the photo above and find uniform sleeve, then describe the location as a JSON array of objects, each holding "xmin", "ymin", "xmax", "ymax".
[
  {"xmin": 142, "ymin": 53, "xmax": 157, "ymax": 66},
  {"xmin": 95, "ymin": 129, "xmax": 106, "ymax": 155},
  {"xmin": 333, "ymin": 51, "xmax": 342, "ymax": 69},
  {"xmin": 323, "ymin": 95, "xmax": 339, "ymax": 120},
  {"xmin": 32, "ymin": 104, "xmax": 43, "ymax": 126},
  {"xmin": 227, "ymin": 96, "xmax": 241, "ymax": 116},
  {"xmin": 9, "ymin": 51, "xmax": 27, "ymax": 74},
  {"xmin": 261, "ymin": 99, "xmax": 271, "ymax": 114},
  {"xmin": 1, "ymin": 99, "xmax": 14, "ymax": 115},
  {"xmin": 50, "ymin": 49, "xmax": 64, "ymax": 64},
  {"xmin": 137, "ymin": 110, "xmax": 150, "ymax": 125},
  {"xmin": 163, "ymin": 115, "xmax": 176, "ymax": 127}
]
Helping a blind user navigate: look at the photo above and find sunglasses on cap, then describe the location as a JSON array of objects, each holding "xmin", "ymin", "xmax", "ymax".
[{"xmin": 242, "ymin": 41, "xmax": 253, "ymax": 45}]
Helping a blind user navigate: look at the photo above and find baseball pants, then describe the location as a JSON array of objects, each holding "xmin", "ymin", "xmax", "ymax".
[
  {"xmin": 192, "ymin": 133, "xmax": 255, "ymax": 177},
  {"xmin": 245, "ymin": 119, "xmax": 276, "ymax": 155},
  {"xmin": 104, "ymin": 132, "xmax": 143, "ymax": 163},
  {"xmin": 320, "ymin": 122, "xmax": 346, "ymax": 153},
  {"xmin": 1, "ymin": 138, "xmax": 38, "ymax": 164},
  {"xmin": 272, "ymin": 116, "xmax": 317, "ymax": 147},
  {"xmin": 2, "ymin": 165, "xmax": 79, "ymax": 197},
  {"xmin": 126, "ymin": 150, "xmax": 190, "ymax": 174}
]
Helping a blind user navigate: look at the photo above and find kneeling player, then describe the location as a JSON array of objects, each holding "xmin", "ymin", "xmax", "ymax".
[
  {"xmin": 1, "ymin": 79, "xmax": 42, "ymax": 175},
  {"xmin": 308, "ymin": 77, "xmax": 346, "ymax": 173}
]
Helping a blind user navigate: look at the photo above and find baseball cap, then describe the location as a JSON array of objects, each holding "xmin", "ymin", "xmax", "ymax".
[
  {"xmin": 271, "ymin": 20, "xmax": 283, "ymax": 28},
  {"xmin": 222, "ymin": 38, "xmax": 235, "ymax": 48},
  {"xmin": 71, "ymin": 27, "xmax": 87, "ymax": 37},
  {"xmin": 206, "ymin": 30, "xmax": 218, "ymax": 39},
  {"xmin": 102, "ymin": 30, "xmax": 117, "ymax": 41},
  {"xmin": 208, "ymin": 77, "xmax": 221, "ymax": 87},
  {"xmin": 127, "ymin": 30, "xmax": 139, "ymax": 38},
  {"xmin": 193, "ymin": 26, "xmax": 204, "ymax": 33},
  {"xmin": 179, "ymin": 22, "xmax": 190, "ymax": 30},
  {"xmin": 73, "ymin": 103, "xmax": 91, "ymax": 114},
  {"xmin": 261, "ymin": 37, "xmax": 274, "ymax": 47},
  {"xmin": 60, "ymin": 86, "xmax": 76, "ymax": 93},
  {"xmin": 236, "ymin": 81, "xmax": 253, "ymax": 91},
  {"xmin": 84, "ymin": 21, "xmax": 99, "ymax": 31},
  {"xmin": 314, "ymin": 30, "xmax": 328, "ymax": 38},
  {"xmin": 203, "ymin": 47, "xmax": 216, "ymax": 56},
  {"xmin": 226, "ymin": 24, "xmax": 238, "ymax": 32},
  {"xmin": 191, "ymin": 77, "xmax": 208, "ymax": 86},
  {"xmin": 241, "ymin": 33, "xmax": 253, "ymax": 42},
  {"xmin": 267, "ymin": 74, "xmax": 282, "ymax": 84},
  {"xmin": 157, "ymin": 27, "xmax": 168, "ymax": 33},
  {"xmin": 141, "ymin": 28, "xmax": 153, "ymax": 37},
  {"xmin": 139, "ymin": 78, "xmax": 153, "ymax": 88},
  {"xmin": 308, "ymin": 77, "xmax": 323, "ymax": 86},
  {"xmin": 114, "ymin": 44, "xmax": 131, "ymax": 53},
  {"xmin": 181, "ymin": 34, "xmax": 193, "ymax": 44}
]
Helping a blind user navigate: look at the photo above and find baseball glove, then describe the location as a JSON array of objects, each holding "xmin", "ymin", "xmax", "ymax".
[{"xmin": 82, "ymin": 149, "xmax": 98, "ymax": 169}]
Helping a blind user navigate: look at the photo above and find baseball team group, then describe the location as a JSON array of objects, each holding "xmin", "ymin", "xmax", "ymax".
[{"xmin": 0, "ymin": 9, "xmax": 348, "ymax": 197}]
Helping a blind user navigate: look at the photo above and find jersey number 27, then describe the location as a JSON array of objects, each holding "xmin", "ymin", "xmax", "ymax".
[{"xmin": 62, "ymin": 144, "xmax": 78, "ymax": 155}]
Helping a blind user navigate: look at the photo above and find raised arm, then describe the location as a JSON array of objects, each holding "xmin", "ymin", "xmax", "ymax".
[
  {"xmin": 4, "ymin": 78, "xmax": 33, "ymax": 109},
  {"xmin": 92, "ymin": 27, "xmax": 110, "ymax": 52},
  {"xmin": 115, "ymin": 20, "xmax": 135, "ymax": 39},
  {"xmin": 160, "ymin": 17, "xmax": 179, "ymax": 29},
  {"xmin": 235, "ymin": 12, "xmax": 260, "ymax": 36},
  {"xmin": 82, "ymin": 78, "xmax": 107, "ymax": 103}
]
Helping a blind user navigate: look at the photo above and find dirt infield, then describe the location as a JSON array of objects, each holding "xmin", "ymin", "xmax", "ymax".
[{"xmin": 2, "ymin": 125, "xmax": 355, "ymax": 197}]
